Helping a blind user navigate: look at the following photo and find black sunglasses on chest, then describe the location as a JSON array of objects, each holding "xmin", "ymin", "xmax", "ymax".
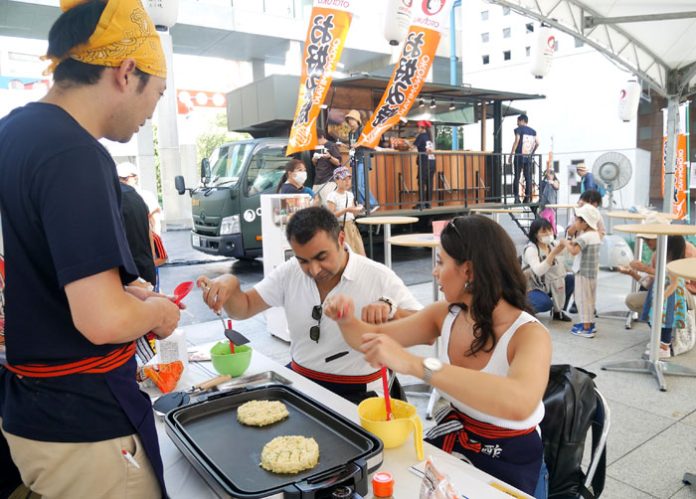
[{"xmin": 310, "ymin": 305, "xmax": 322, "ymax": 343}]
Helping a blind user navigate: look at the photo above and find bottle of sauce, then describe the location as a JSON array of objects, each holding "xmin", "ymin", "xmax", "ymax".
[{"xmin": 372, "ymin": 471, "xmax": 394, "ymax": 498}]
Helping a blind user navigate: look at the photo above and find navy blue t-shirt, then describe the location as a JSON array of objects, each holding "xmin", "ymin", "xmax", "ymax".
[
  {"xmin": 0, "ymin": 102, "xmax": 139, "ymax": 441},
  {"xmin": 514, "ymin": 125, "xmax": 537, "ymax": 154}
]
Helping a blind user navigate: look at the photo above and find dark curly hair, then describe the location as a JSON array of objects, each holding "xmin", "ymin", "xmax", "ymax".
[
  {"xmin": 441, "ymin": 215, "xmax": 531, "ymax": 356},
  {"xmin": 286, "ymin": 206, "xmax": 341, "ymax": 245}
]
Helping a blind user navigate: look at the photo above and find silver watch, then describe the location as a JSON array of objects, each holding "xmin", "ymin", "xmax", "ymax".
[{"xmin": 422, "ymin": 357, "xmax": 443, "ymax": 384}]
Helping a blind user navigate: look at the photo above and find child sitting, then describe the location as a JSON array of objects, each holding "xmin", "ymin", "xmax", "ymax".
[
  {"xmin": 326, "ymin": 166, "xmax": 366, "ymax": 256},
  {"xmin": 641, "ymin": 235, "xmax": 688, "ymax": 359},
  {"xmin": 566, "ymin": 204, "xmax": 602, "ymax": 337}
]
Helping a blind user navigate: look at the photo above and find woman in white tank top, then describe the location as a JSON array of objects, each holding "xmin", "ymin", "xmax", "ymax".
[{"xmin": 325, "ymin": 215, "xmax": 551, "ymax": 498}]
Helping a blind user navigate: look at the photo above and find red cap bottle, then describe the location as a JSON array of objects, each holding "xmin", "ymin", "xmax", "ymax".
[{"xmin": 372, "ymin": 471, "xmax": 394, "ymax": 498}]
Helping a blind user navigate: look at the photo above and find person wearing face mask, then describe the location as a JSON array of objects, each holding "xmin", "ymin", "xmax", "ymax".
[
  {"xmin": 277, "ymin": 159, "xmax": 318, "ymax": 201},
  {"xmin": 522, "ymin": 218, "xmax": 574, "ymax": 321}
]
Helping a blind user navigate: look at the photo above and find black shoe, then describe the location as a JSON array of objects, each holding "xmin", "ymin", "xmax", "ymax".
[
  {"xmin": 553, "ymin": 311, "xmax": 573, "ymax": 322},
  {"xmin": 569, "ymin": 304, "xmax": 578, "ymax": 314}
]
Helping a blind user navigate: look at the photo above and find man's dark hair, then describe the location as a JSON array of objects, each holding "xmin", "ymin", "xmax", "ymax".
[
  {"xmin": 47, "ymin": 0, "xmax": 150, "ymax": 91},
  {"xmin": 317, "ymin": 130, "xmax": 326, "ymax": 139},
  {"xmin": 518, "ymin": 114, "xmax": 529, "ymax": 123},
  {"xmin": 286, "ymin": 207, "xmax": 341, "ymax": 245},
  {"xmin": 579, "ymin": 189, "xmax": 602, "ymax": 206}
]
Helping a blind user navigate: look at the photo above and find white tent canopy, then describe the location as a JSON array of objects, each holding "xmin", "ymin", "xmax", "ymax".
[
  {"xmin": 488, "ymin": 0, "xmax": 696, "ymax": 99},
  {"xmin": 489, "ymin": 0, "xmax": 696, "ymax": 214}
]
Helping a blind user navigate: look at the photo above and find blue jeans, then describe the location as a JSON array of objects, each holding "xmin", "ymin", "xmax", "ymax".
[
  {"xmin": 353, "ymin": 160, "xmax": 378, "ymax": 208},
  {"xmin": 528, "ymin": 274, "xmax": 575, "ymax": 313},
  {"xmin": 534, "ymin": 460, "xmax": 549, "ymax": 499}
]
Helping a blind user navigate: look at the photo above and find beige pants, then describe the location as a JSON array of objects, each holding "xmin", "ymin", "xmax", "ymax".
[
  {"xmin": 2, "ymin": 419, "xmax": 160, "ymax": 499},
  {"xmin": 625, "ymin": 290, "xmax": 647, "ymax": 314},
  {"xmin": 342, "ymin": 220, "xmax": 366, "ymax": 256},
  {"xmin": 575, "ymin": 274, "xmax": 597, "ymax": 325},
  {"xmin": 313, "ymin": 182, "xmax": 336, "ymax": 206}
]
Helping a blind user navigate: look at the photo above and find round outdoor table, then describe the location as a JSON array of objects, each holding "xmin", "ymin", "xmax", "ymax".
[
  {"xmin": 470, "ymin": 207, "xmax": 525, "ymax": 224},
  {"xmin": 545, "ymin": 203, "xmax": 576, "ymax": 229},
  {"xmin": 666, "ymin": 257, "xmax": 696, "ymax": 488},
  {"xmin": 606, "ymin": 210, "xmax": 680, "ymax": 221},
  {"xmin": 356, "ymin": 216, "xmax": 418, "ymax": 268},
  {"xmin": 603, "ymin": 224, "xmax": 696, "ymax": 391},
  {"xmin": 388, "ymin": 232, "xmax": 442, "ymax": 419}
]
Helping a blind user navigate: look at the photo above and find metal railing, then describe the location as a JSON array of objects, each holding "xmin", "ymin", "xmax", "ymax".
[{"xmin": 355, "ymin": 151, "xmax": 543, "ymax": 213}]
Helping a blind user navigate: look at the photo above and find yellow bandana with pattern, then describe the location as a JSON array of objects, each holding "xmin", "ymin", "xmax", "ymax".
[{"xmin": 45, "ymin": 0, "xmax": 166, "ymax": 79}]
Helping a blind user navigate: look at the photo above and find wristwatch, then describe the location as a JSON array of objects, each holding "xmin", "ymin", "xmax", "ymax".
[
  {"xmin": 422, "ymin": 357, "xmax": 444, "ymax": 384},
  {"xmin": 377, "ymin": 296, "xmax": 396, "ymax": 320}
]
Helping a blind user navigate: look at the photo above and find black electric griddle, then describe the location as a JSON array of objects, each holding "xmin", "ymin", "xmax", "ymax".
[{"xmin": 165, "ymin": 385, "xmax": 383, "ymax": 498}]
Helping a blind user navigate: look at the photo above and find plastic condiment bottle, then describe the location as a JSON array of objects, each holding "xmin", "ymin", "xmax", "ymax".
[{"xmin": 372, "ymin": 471, "xmax": 394, "ymax": 498}]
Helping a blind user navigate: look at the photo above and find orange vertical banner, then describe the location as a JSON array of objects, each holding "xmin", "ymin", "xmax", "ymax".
[
  {"xmin": 662, "ymin": 134, "xmax": 688, "ymax": 220},
  {"xmin": 286, "ymin": 1, "xmax": 354, "ymax": 156},
  {"xmin": 357, "ymin": 0, "xmax": 452, "ymax": 148}
]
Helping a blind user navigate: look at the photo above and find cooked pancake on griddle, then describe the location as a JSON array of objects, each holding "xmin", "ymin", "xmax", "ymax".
[
  {"xmin": 237, "ymin": 400, "xmax": 289, "ymax": 427},
  {"xmin": 260, "ymin": 435, "xmax": 320, "ymax": 474}
]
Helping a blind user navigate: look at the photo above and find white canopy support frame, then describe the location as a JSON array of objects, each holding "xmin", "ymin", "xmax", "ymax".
[{"xmin": 486, "ymin": 0, "xmax": 696, "ymax": 213}]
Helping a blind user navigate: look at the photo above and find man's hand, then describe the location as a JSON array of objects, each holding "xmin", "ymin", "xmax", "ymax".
[
  {"xmin": 197, "ymin": 274, "xmax": 240, "ymax": 313},
  {"xmin": 147, "ymin": 296, "xmax": 180, "ymax": 339},
  {"xmin": 360, "ymin": 333, "xmax": 417, "ymax": 375},
  {"xmin": 361, "ymin": 301, "xmax": 391, "ymax": 324}
]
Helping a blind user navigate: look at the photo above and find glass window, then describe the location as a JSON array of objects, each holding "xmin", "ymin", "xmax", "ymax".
[
  {"xmin": 574, "ymin": 37, "xmax": 584, "ymax": 48},
  {"xmin": 502, "ymin": 6, "xmax": 510, "ymax": 15},
  {"xmin": 482, "ymin": 55, "xmax": 490, "ymax": 65},
  {"xmin": 210, "ymin": 142, "xmax": 254, "ymax": 186},
  {"xmin": 554, "ymin": 40, "xmax": 560, "ymax": 51},
  {"xmin": 503, "ymin": 27, "xmax": 511, "ymax": 38},
  {"xmin": 526, "ymin": 23, "xmax": 534, "ymax": 33},
  {"xmin": 245, "ymin": 146, "xmax": 289, "ymax": 195},
  {"xmin": 503, "ymin": 50, "xmax": 511, "ymax": 61},
  {"xmin": 638, "ymin": 126, "xmax": 652, "ymax": 141},
  {"xmin": 525, "ymin": 46, "xmax": 531, "ymax": 57},
  {"xmin": 481, "ymin": 32, "xmax": 489, "ymax": 43},
  {"xmin": 481, "ymin": 10, "xmax": 489, "ymax": 21}
]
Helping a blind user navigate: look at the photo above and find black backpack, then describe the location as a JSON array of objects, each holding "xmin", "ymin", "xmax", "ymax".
[{"xmin": 540, "ymin": 365, "xmax": 607, "ymax": 498}]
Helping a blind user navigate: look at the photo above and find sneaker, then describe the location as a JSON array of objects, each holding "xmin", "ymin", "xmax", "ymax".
[
  {"xmin": 569, "ymin": 304, "xmax": 578, "ymax": 314},
  {"xmin": 644, "ymin": 347, "xmax": 671, "ymax": 359},
  {"xmin": 370, "ymin": 205, "xmax": 381, "ymax": 214},
  {"xmin": 552, "ymin": 311, "xmax": 572, "ymax": 322},
  {"xmin": 570, "ymin": 324, "xmax": 596, "ymax": 338}
]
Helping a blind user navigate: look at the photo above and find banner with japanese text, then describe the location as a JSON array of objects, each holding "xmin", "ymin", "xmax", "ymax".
[
  {"xmin": 356, "ymin": 0, "xmax": 452, "ymax": 148},
  {"xmin": 286, "ymin": 0, "xmax": 354, "ymax": 155},
  {"xmin": 661, "ymin": 134, "xmax": 688, "ymax": 220}
]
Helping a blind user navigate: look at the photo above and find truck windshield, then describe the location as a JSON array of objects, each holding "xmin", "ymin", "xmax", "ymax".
[{"xmin": 209, "ymin": 143, "xmax": 254, "ymax": 185}]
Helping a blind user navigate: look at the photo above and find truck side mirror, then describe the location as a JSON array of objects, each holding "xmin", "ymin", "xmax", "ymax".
[
  {"xmin": 174, "ymin": 175, "xmax": 186, "ymax": 195},
  {"xmin": 201, "ymin": 158, "xmax": 211, "ymax": 181}
]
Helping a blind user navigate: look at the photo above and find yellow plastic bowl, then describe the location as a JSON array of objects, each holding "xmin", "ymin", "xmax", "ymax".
[
  {"xmin": 210, "ymin": 342, "xmax": 252, "ymax": 377},
  {"xmin": 358, "ymin": 397, "xmax": 423, "ymax": 460}
]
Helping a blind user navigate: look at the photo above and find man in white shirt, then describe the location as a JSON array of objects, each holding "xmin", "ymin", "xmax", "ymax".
[{"xmin": 198, "ymin": 207, "xmax": 421, "ymax": 401}]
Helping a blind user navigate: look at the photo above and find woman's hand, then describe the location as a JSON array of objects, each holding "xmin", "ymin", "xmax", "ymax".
[
  {"xmin": 360, "ymin": 333, "xmax": 418, "ymax": 375},
  {"xmin": 324, "ymin": 294, "xmax": 356, "ymax": 324}
]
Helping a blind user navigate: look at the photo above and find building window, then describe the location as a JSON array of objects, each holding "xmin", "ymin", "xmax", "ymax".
[
  {"xmin": 481, "ymin": 32, "xmax": 489, "ymax": 43},
  {"xmin": 503, "ymin": 27, "xmax": 511, "ymax": 38},
  {"xmin": 574, "ymin": 37, "xmax": 584, "ymax": 48},
  {"xmin": 481, "ymin": 10, "xmax": 489, "ymax": 21},
  {"xmin": 526, "ymin": 23, "xmax": 534, "ymax": 33},
  {"xmin": 553, "ymin": 160, "xmax": 560, "ymax": 173},
  {"xmin": 638, "ymin": 126, "xmax": 652, "ymax": 141},
  {"xmin": 525, "ymin": 46, "xmax": 531, "ymax": 57},
  {"xmin": 503, "ymin": 50, "xmax": 511, "ymax": 61},
  {"xmin": 554, "ymin": 40, "xmax": 560, "ymax": 51},
  {"xmin": 482, "ymin": 55, "xmax": 490, "ymax": 65},
  {"xmin": 502, "ymin": 6, "xmax": 510, "ymax": 15}
]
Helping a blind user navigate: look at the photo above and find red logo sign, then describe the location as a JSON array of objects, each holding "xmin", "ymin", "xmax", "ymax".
[
  {"xmin": 546, "ymin": 36, "xmax": 556, "ymax": 50},
  {"xmin": 422, "ymin": 0, "xmax": 445, "ymax": 16},
  {"xmin": 619, "ymin": 89, "xmax": 627, "ymax": 100}
]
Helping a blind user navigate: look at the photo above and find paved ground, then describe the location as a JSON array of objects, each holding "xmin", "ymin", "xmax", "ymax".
[{"xmin": 159, "ymin": 216, "xmax": 696, "ymax": 499}]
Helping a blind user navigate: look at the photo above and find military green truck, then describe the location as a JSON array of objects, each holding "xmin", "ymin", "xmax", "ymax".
[{"xmin": 175, "ymin": 138, "xmax": 290, "ymax": 259}]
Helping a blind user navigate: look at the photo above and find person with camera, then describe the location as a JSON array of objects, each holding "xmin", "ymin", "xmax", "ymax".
[{"xmin": 311, "ymin": 130, "xmax": 342, "ymax": 205}]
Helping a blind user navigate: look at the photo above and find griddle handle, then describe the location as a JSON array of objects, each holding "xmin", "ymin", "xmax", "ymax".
[
  {"xmin": 203, "ymin": 387, "xmax": 246, "ymax": 402},
  {"xmin": 291, "ymin": 461, "xmax": 364, "ymax": 498}
]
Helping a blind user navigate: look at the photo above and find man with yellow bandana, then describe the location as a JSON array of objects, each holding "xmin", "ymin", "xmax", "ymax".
[{"xmin": 0, "ymin": 0, "xmax": 179, "ymax": 497}]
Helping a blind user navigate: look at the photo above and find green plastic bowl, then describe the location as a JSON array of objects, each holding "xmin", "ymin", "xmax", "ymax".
[{"xmin": 210, "ymin": 342, "xmax": 252, "ymax": 377}]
